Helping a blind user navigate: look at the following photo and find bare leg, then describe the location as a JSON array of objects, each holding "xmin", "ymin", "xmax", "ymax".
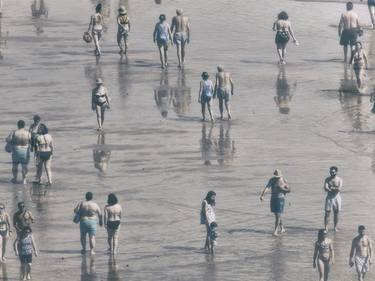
[
  {"xmin": 276, "ymin": 47, "xmax": 283, "ymax": 63},
  {"xmin": 273, "ymin": 213, "xmax": 281, "ymax": 235},
  {"xmin": 107, "ymin": 231, "xmax": 113, "ymax": 252},
  {"xmin": 26, "ymin": 263, "xmax": 31, "ymax": 280},
  {"xmin": 224, "ymin": 101, "xmax": 231, "ymax": 120},
  {"xmin": 369, "ymin": 6, "xmax": 375, "ymax": 28},
  {"xmin": 333, "ymin": 210, "xmax": 339, "ymax": 232},
  {"xmin": 164, "ymin": 46, "xmax": 168, "ymax": 66},
  {"xmin": 324, "ymin": 211, "xmax": 330, "ymax": 231},
  {"xmin": 92, "ymin": 33, "xmax": 101, "ymax": 56},
  {"xmin": 36, "ymin": 159, "xmax": 43, "ymax": 182},
  {"xmin": 95, "ymin": 105, "xmax": 102, "ymax": 130},
  {"xmin": 218, "ymin": 98, "xmax": 224, "ymax": 119},
  {"xmin": 117, "ymin": 32, "xmax": 123, "ymax": 53},
  {"xmin": 158, "ymin": 46, "xmax": 165, "ymax": 68},
  {"xmin": 204, "ymin": 224, "xmax": 210, "ymax": 250},
  {"xmin": 317, "ymin": 259, "xmax": 324, "ymax": 281},
  {"xmin": 44, "ymin": 158, "xmax": 52, "ymax": 184},
  {"xmin": 89, "ymin": 234, "xmax": 96, "ymax": 255},
  {"xmin": 21, "ymin": 263, "xmax": 26, "ymax": 281},
  {"xmin": 124, "ymin": 36, "xmax": 128, "ymax": 54},
  {"xmin": 324, "ymin": 261, "xmax": 330, "ymax": 281},
  {"xmin": 207, "ymin": 102, "xmax": 214, "ymax": 121},
  {"xmin": 11, "ymin": 163, "xmax": 18, "ymax": 182},
  {"xmin": 2, "ymin": 234, "xmax": 7, "ymax": 260},
  {"xmin": 181, "ymin": 43, "xmax": 186, "ymax": 65},
  {"xmin": 201, "ymin": 101, "xmax": 206, "ymax": 120},
  {"xmin": 344, "ymin": 45, "xmax": 348, "ymax": 62},
  {"xmin": 176, "ymin": 44, "xmax": 182, "ymax": 67},
  {"xmin": 100, "ymin": 107, "xmax": 105, "ymax": 129},
  {"xmin": 281, "ymin": 47, "xmax": 286, "ymax": 64},
  {"xmin": 80, "ymin": 232, "xmax": 86, "ymax": 254},
  {"xmin": 21, "ymin": 163, "xmax": 28, "ymax": 184}
]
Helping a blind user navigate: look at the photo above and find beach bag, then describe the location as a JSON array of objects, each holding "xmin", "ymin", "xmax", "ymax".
[
  {"xmin": 5, "ymin": 131, "xmax": 15, "ymax": 153},
  {"xmin": 83, "ymin": 31, "xmax": 92, "ymax": 43},
  {"xmin": 73, "ymin": 202, "xmax": 83, "ymax": 223}
]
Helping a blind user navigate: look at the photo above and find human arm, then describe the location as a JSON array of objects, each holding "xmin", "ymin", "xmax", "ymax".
[
  {"xmin": 168, "ymin": 26, "xmax": 173, "ymax": 45},
  {"xmin": 74, "ymin": 201, "xmax": 82, "ymax": 213},
  {"xmin": 349, "ymin": 51, "xmax": 355, "ymax": 65},
  {"xmin": 364, "ymin": 53, "xmax": 369, "ymax": 70},
  {"xmin": 213, "ymin": 75, "xmax": 218, "ymax": 99},
  {"xmin": 338, "ymin": 15, "xmax": 343, "ymax": 37},
  {"xmin": 171, "ymin": 17, "xmax": 175, "ymax": 34},
  {"xmin": 330, "ymin": 241, "xmax": 335, "ymax": 265},
  {"xmin": 97, "ymin": 205, "xmax": 103, "ymax": 227},
  {"xmin": 313, "ymin": 242, "xmax": 318, "ymax": 268},
  {"xmin": 88, "ymin": 15, "xmax": 94, "ymax": 32},
  {"xmin": 260, "ymin": 186, "xmax": 270, "ymax": 201},
  {"xmin": 186, "ymin": 19, "xmax": 191, "ymax": 43},
  {"xmin": 230, "ymin": 77, "xmax": 234, "ymax": 96},
  {"xmin": 369, "ymin": 238, "xmax": 373, "ymax": 263},
  {"xmin": 153, "ymin": 24, "xmax": 157, "ymax": 43},
  {"xmin": 324, "ymin": 179, "xmax": 332, "ymax": 193},
  {"xmin": 6, "ymin": 214, "xmax": 12, "ymax": 234},
  {"xmin": 349, "ymin": 239, "xmax": 355, "ymax": 266},
  {"xmin": 278, "ymin": 178, "xmax": 291, "ymax": 193},
  {"xmin": 13, "ymin": 238, "xmax": 19, "ymax": 256},
  {"xmin": 103, "ymin": 206, "xmax": 107, "ymax": 228},
  {"xmin": 272, "ymin": 21, "xmax": 277, "ymax": 31},
  {"xmin": 92, "ymin": 90, "xmax": 96, "ymax": 111},
  {"xmin": 198, "ymin": 81, "xmax": 203, "ymax": 103},
  {"xmin": 105, "ymin": 88, "xmax": 110, "ymax": 108},
  {"xmin": 5, "ymin": 131, "xmax": 14, "ymax": 143},
  {"xmin": 287, "ymin": 22, "xmax": 297, "ymax": 42},
  {"xmin": 32, "ymin": 235, "xmax": 38, "ymax": 257}
]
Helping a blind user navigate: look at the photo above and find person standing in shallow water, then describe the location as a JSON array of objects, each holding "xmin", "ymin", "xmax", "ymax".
[
  {"xmin": 349, "ymin": 41, "xmax": 368, "ymax": 89},
  {"xmin": 34, "ymin": 124, "xmax": 53, "ymax": 185},
  {"xmin": 349, "ymin": 225, "xmax": 373, "ymax": 281},
  {"xmin": 198, "ymin": 72, "xmax": 214, "ymax": 122},
  {"xmin": 339, "ymin": 2, "xmax": 360, "ymax": 63},
  {"xmin": 88, "ymin": 3, "xmax": 104, "ymax": 56},
  {"xmin": 313, "ymin": 229, "xmax": 334, "ymax": 281},
  {"xmin": 117, "ymin": 6, "xmax": 130, "ymax": 55},
  {"xmin": 171, "ymin": 9, "xmax": 190, "ymax": 68},
  {"xmin": 273, "ymin": 11, "xmax": 298, "ymax": 65},
  {"xmin": 260, "ymin": 169, "xmax": 290, "ymax": 236},
  {"xmin": 92, "ymin": 78, "xmax": 110, "ymax": 131},
  {"xmin": 214, "ymin": 66, "xmax": 234, "ymax": 120},
  {"xmin": 200, "ymin": 191, "xmax": 216, "ymax": 254},
  {"xmin": 323, "ymin": 166, "xmax": 342, "ymax": 232},
  {"xmin": 6, "ymin": 120, "xmax": 31, "ymax": 184},
  {"xmin": 153, "ymin": 14, "xmax": 173, "ymax": 69},
  {"xmin": 104, "ymin": 194, "xmax": 122, "ymax": 255},
  {"xmin": 74, "ymin": 192, "xmax": 103, "ymax": 255}
]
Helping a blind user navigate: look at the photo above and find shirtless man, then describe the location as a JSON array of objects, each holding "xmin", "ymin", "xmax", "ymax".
[
  {"xmin": 74, "ymin": 192, "xmax": 103, "ymax": 255},
  {"xmin": 13, "ymin": 202, "xmax": 34, "ymax": 236},
  {"xmin": 171, "ymin": 9, "xmax": 190, "ymax": 67},
  {"xmin": 338, "ymin": 2, "xmax": 360, "ymax": 62},
  {"xmin": 349, "ymin": 225, "xmax": 372, "ymax": 281},
  {"xmin": 214, "ymin": 66, "xmax": 234, "ymax": 120},
  {"xmin": 324, "ymin": 166, "xmax": 342, "ymax": 232}
]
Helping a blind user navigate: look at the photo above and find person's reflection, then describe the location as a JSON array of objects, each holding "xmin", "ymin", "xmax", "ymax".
[
  {"xmin": 200, "ymin": 123, "xmax": 214, "ymax": 165},
  {"xmin": 214, "ymin": 123, "xmax": 235, "ymax": 165},
  {"xmin": 31, "ymin": 0, "xmax": 48, "ymax": 35},
  {"xmin": 30, "ymin": 181, "xmax": 49, "ymax": 206},
  {"xmin": 118, "ymin": 55, "xmax": 131, "ymax": 98},
  {"xmin": 203, "ymin": 254, "xmax": 217, "ymax": 281},
  {"xmin": 107, "ymin": 255, "xmax": 120, "ymax": 281},
  {"xmin": 339, "ymin": 64, "xmax": 357, "ymax": 95},
  {"xmin": 0, "ymin": 14, "xmax": 7, "ymax": 59},
  {"xmin": 270, "ymin": 239, "xmax": 285, "ymax": 281},
  {"xmin": 93, "ymin": 133, "xmax": 111, "ymax": 174},
  {"xmin": 81, "ymin": 256, "xmax": 98, "ymax": 281},
  {"xmin": 172, "ymin": 69, "xmax": 191, "ymax": 116},
  {"xmin": 154, "ymin": 71, "xmax": 172, "ymax": 118},
  {"xmin": 0, "ymin": 262, "xmax": 9, "ymax": 281},
  {"xmin": 274, "ymin": 67, "xmax": 296, "ymax": 114},
  {"xmin": 85, "ymin": 60, "xmax": 103, "ymax": 89}
]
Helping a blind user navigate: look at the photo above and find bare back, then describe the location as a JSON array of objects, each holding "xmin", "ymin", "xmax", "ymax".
[
  {"xmin": 79, "ymin": 201, "xmax": 101, "ymax": 220},
  {"xmin": 275, "ymin": 20, "xmax": 291, "ymax": 31},
  {"xmin": 105, "ymin": 204, "xmax": 122, "ymax": 221},
  {"xmin": 172, "ymin": 15, "xmax": 189, "ymax": 32},
  {"xmin": 217, "ymin": 71, "xmax": 232, "ymax": 88},
  {"xmin": 340, "ymin": 11, "xmax": 359, "ymax": 30}
]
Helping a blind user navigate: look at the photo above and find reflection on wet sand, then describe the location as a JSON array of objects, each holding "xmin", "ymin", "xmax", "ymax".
[
  {"xmin": 154, "ymin": 71, "xmax": 173, "ymax": 118},
  {"xmin": 203, "ymin": 255, "xmax": 217, "ymax": 281},
  {"xmin": 154, "ymin": 0, "xmax": 162, "ymax": 5},
  {"xmin": 85, "ymin": 59, "xmax": 103, "ymax": 89},
  {"xmin": 118, "ymin": 55, "xmax": 131, "ymax": 98},
  {"xmin": 81, "ymin": 256, "xmax": 98, "ymax": 281},
  {"xmin": 93, "ymin": 133, "xmax": 111, "ymax": 174},
  {"xmin": 30, "ymin": 181, "xmax": 49, "ymax": 206},
  {"xmin": 200, "ymin": 123, "xmax": 213, "ymax": 165},
  {"xmin": 172, "ymin": 69, "xmax": 191, "ymax": 116},
  {"xmin": 214, "ymin": 123, "xmax": 235, "ymax": 165},
  {"xmin": 107, "ymin": 255, "xmax": 120, "ymax": 281},
  {"xmin": 31, "ymin": 0, "xmax": 48, "ymax": 35},
  {"xmin": 0, "ymin": 14, "xmax": 7, "ymax": 59},
  {"xmin": 274, "ymin": 67, "xmax": 296, "ymax": 114},
  {"xmin": 270, "ymin": 239, "xmax": 285, "ymax": 281},
  {"xmin": 0, "ymin": 263, "xmax": 8, "ymax": 281}
]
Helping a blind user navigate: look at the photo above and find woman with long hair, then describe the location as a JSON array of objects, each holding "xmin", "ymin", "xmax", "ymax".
[
  {"xmin": 104, "ymin": 193, "xmax": 122, "ymax": 254},
  {"xmin": 313, "ymin": 229, "xmax": 334, "ymax": 281}
]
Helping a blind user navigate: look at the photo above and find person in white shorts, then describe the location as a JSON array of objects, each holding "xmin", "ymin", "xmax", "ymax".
[{"xmin": 324, "ymin": 166, "xmax": 342, "ymax": 232}]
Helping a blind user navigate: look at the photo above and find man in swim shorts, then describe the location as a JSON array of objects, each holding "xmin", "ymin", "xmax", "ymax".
[
  {"xmin": 324, "ymin": 166, "xmax": 342, "ymax": 232},
  {"xmin": 338, "ymin": 2, "xmax": 361, "ymax": 62},
  {"xmin": 349, "ymin": 225, "xmax": 372, "ymax": 281},
  {"xmin": 171, "ymin": 8, "xmax": 190, "ymax": 67},
  {"xmin": 13, "ymin": 202, "xmax": 34, "ymax": 237},
  {"xmin": 214, "ymin": 66, "xmax": 234, "ymax": 120}
]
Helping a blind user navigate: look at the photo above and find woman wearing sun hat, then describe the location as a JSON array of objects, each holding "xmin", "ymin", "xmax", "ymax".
[
  {"xmin": 91, "ymin": 78, "xmax": 110, "ymax": 131},
  {"xmin": 260, "ymin": 169, "xmax": 291, "ymax": 236},
  {"xmin": 117, "ymin": 6, "xmax": 130, "ymax": 55}
]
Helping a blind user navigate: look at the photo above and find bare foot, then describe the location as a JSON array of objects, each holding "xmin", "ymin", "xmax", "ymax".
[{"xmin": 90, "ymin": 249, "xmax": 95, "ymax": 255}]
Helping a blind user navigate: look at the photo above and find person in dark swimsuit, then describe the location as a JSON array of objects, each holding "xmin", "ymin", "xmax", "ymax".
[
  {"xmin": 313, "ymin": 229, "xmax": 334, "ymax": 281},
  {"xmin": 104, "ymin": 194, "xmax": 122, "ymax": 254},
  {"xmin": 91, "ymin": 78, "xmax": 110, "ymax": 131}
]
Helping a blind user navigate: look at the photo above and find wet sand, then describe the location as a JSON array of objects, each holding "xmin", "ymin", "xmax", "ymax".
[{"xmin": 1, "ymin": 0, "xmax": 375, "ymax": 280}]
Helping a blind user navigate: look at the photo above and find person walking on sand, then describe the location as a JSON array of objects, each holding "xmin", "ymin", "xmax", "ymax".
[
  {"xmin": 349, "ymin": 225, "xmax": 373, "ymax": 281},
  {"xmin": 260, "ymin": 169, "xmax": 291, "ymax": 236},
  {"xmin": 153, "ymin": 14, "xmax": 173, "ymax": 69},
  {"xmin": 273, "ymin": 11, "xmax": 298, "ymax": 65},
  {"xmin": 104, "ymin": 193, "xmax": 122, "ymax": 255},
  {"xmin": 171, "ymin": 9, "xmax": 190, "ymax": 68},
  {"xmin": 339, "ymin": 2, "xmax": 360, "ymax": 63},
  {"xmin": 34, "ymin": 124, "xmax": 53, "ymax": 185},
  {"xmin": 198, "ymin": 72, "xmax": 214, "ymax": 122},
  {"xmin": 6, "ymin": 120, "xmax": 31, "ymax": 184},
  {"xmin": 117, "ymin": 6, "xmax": 130, "ymax": 55},
  {"xmin": 200, "ymin": 191, "xmax": 216, "ymax": 253},
  {"xmin": 13, "ymin": 202, "xmax": 34, "ymax": 237},
  {"xmin": 323, "ymin": 166, "xmax": 342, "ymax": 232},
  {"xmin": 13, "ymin": 227, "xmax": 38, "ymax": 281},
  {"xmin": 349, "ymin": 41, "xmax": 368, "ymax": 89},
  {"xmin": 92, "ymin": 78, "xmax": 110, "ymax": 131},
  {"xmin": 214, "ymin": 66, "xmax": 234, "ymax": 120},
  {"xmin": 313, "ymin": 229, "xmax": 334, "ymax": 281},
  {"xmin": 74, "ymin": 192, "xmax": 103, "ymax": 255},
  {"xmin": 88, "ymin": 3, "xmax": 104, "ymax": 56},
  {"xmin": 361, "ymin": 0, "xmax": 375, "ymax": 29},
  {"xmin": 0, "ymin": 204, "xmax": 11, "ymax": 262}
]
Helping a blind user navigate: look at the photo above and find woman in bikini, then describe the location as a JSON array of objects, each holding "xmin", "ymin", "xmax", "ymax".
[
  {"xmin": 273, "ymin": 11, "xmax": 298, "ymax": 65},
  {"xmin": 117, "ymin": 6, "xmax": 130, "ymax": 55},
  {"xmin": 104, "ymin": 194, "xmax": 122, "ymax": 254},
  {"xmin": 350, "ymin": 41, "xmax": 368, "ymax": 89},
  {"xmin": 313, "ymin": 229, "xmax": 334, "ymax": 281},
  {"xmin": 88, "ymin": 3, "xmax": 104, "ymax": 56},
  {"xmin": 35, "ymin": 124, "xmax": 53, "ymax": 185},
  {"xmin": 198, "ymin": 72, "xmax": 214, "ymax": 122},
  {"xmin": 0, "ymin": 204, "xmax": 11, "ymax": 261},
  {"xmin": 92, "ymin": 78, "xmax": 110, "ymax": 131}
]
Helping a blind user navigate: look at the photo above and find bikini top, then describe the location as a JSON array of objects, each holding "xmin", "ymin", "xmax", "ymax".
[
  {"xmin": 118, "ymin": 15, "xmax": 129, "ymax": 25},
  {"xmin": 353, "ymin": 51, "xmax": 363, "ymax": 62},
  {"xmin": 317, "ymin": 240, "xmax": 329, "ymax": 251}
]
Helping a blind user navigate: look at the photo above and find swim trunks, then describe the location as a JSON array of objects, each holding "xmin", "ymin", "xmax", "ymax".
[
  {"xmin": 355, "ymin": 256, "xmax": 370, "ymax": 274},
  {"xmin": 340, "ymin": 29, "xmax": 358, "ymax": 46},
  {"xmin": 173, "ymin": 31, "xmax": 188, "ymax": 45},
  {"xmin": 12, "ymin": 147, "xmax": 30, "ymax": 165},
  {"xmin": 325, "ymin": 194, "xmax": 341, "ymax": 212},
  {"xmin": 270, "ymin": 197, "xmax": 285, "ymax": 214},
  {"xmin": 217, "ymin": 87, "xmax": 231, "ymax": 102},
  {"xmin": 80, "ymin": 219, "xmax": 97, "ymax": 236}
]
